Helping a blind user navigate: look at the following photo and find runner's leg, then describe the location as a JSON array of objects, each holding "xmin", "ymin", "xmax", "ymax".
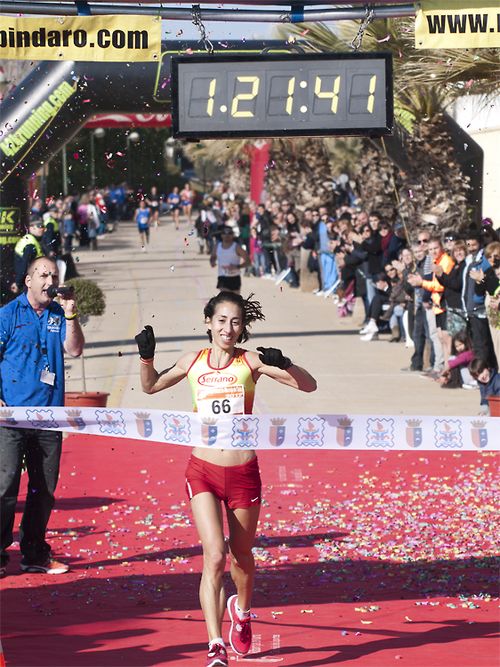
[
  {"xmin": 226, "ymin": 505, "xmax": 260, "ymax": 611},
  {"xmin": 190, "ymin": 492, "xmax": 227, "ymax": 640}
]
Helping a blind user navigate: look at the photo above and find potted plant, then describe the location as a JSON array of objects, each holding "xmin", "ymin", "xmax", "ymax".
[{"xmin": 63, "ymin": 278, "xmax": 109, "ymax": 408}]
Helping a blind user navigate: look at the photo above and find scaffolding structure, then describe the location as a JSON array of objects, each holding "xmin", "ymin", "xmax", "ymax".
[{"xmin": 1, "ymin": 1, "xmax": 415, "ymax": 23}]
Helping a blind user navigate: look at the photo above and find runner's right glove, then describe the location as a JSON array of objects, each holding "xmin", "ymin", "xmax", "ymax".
[
  {"xmin": 135, "ymin": 325, "xmax": 156, "ymax": 359},
  {"xmin": 256, "ymin": 346, "xmax": 292, "ymax": 370}
]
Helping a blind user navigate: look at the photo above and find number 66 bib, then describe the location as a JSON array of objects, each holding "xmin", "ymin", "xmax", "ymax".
[{"xmin": 196, "ymin": 385, "xmax": 245, "ymax": 416}]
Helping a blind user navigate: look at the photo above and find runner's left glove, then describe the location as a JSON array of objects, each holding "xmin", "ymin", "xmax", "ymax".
[
  {"xmin": 135, "ymin": 325, "xmax": 156, "ymax": 359},
  {"xmin": 256, "ymin": 346, "xmax": 292, "ymax": 370}
]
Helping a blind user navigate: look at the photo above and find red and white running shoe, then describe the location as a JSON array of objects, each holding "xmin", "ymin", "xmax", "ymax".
[
  {"xmin": 206, "ymin": 643, "xmax": 228, "ymax": 667},
  {"xmin": 227, "ymin": 594, "xmax": 252, "ymax": 656}
]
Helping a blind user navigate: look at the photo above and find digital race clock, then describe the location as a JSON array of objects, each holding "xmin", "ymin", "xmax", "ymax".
[{"xmin": 171, "ymin": 52, "xmax": 393, "ymax": 139}]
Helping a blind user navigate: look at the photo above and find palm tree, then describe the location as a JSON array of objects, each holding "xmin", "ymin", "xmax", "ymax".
[
  {"xmin": 275, "ymin": 19, "xmax": 499, "ymax": 231},
  {"xmin": 183, "ymin": 20, "xmax": 499, "ymax": 229}
]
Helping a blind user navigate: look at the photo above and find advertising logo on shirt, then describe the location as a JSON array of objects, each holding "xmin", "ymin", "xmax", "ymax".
[
  {"xmin": 198, "ymin": 372, "xmax": 238, "ymax": 386},
  {"xmin": 47, "ymin": 313, "xmax": 62, "ymax": 333}
]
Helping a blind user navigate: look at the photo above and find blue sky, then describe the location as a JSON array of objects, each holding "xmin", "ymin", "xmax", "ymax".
[{"xmin": 162, "ymin": 5, "xmax": 280, "ymax": 42}]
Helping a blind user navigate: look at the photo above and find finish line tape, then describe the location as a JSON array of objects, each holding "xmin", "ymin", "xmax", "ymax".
[{"xmin": 1, "ymin": 407, "xmax": 499, "ymax": 451}]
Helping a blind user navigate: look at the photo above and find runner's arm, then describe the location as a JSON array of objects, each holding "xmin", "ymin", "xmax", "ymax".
[
  {"xmin": 236, "ymin": 244, "xmax": 251, "ymax": 268},
  {"xmin": 247, "ymin": 351, "xmax": 317, "ymax": 392},
  {"xmin": 140, "ymin": 352, "xmax": 195, "ymax": 394}
]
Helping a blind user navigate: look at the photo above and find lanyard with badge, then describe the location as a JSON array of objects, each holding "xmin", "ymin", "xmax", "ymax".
[{"xmin": 38, "ymin": 311, "xmax": 56, "ymax": 387}]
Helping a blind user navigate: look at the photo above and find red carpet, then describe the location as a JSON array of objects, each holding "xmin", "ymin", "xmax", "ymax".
[{"xmin": 1, "ymin": 434, "xmax": 498, "ymax": 666}]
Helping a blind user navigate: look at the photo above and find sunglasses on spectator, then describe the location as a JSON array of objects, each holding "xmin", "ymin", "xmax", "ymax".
[
  {"xmin": 417, "ymin": 238, "xmax": 429, "ymax": 244},
  {"xmin": 386, "ymin": 267, "xmax": 397, "ymax": 272}
]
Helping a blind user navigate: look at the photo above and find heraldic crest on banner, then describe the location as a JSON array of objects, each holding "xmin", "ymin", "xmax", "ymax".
[
  {"xmin": 336, "ymin": 417, "xmax": 353, "ymax": 447},
  {"xmin": 470, "ymin": 420, "xmax": 488, "ymax": 449},
  {"xmin": 96, "ymin": 409, "xmax": 126, "ymax": 435},
  {"xmin": 163, "ymin": 413, "xmax": 191, "ymax": 443},
  {"xmin": 366, "ymin": 418, "xmax": 395, "ymax": 448},
  {"xmin": 65, "ymin": 409, "xmax": 86, "ymax": 431},
  {"xmin": 26, "ymin": 409, "xmax": 59, "ymax": 429},
  {"xmin": 135, "ymin": 411, "xmax": 153, "ymax": 438},
  {"xmin": 433, "ymin": 419, "xmax": 463, "ymax": 448},
  {"xmin": 296, "ymin": 417, "xmax": 325, "ymax": 447},
  {"xmin": 269, "ymin": 417, "xmax": 286, "ymax": 447},
  {"xmin": 0, "ymin": 409, "xmax": 18, "ymax": 426},
  {"xmin": 406, "ymin": 419, "xmax": 422, "ymax": 448},
  {"xmin": 202, "ymin": 418, "xmax": 218, "ymax": 446},
  {"xmin": 232, "ymin": 417, "xmax": 259, "ymax": 448}
]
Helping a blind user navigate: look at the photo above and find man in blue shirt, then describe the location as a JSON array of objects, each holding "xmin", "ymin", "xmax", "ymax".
[{"xmin": 0, "ymin": 257, "xmax": 84, "ymax": 576}]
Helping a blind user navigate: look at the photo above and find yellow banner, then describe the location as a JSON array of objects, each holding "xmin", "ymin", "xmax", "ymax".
[
  {"xmin": 0, "ymin": 15, "xmax": 161, "ymax": 62},
  {"xmin": 415, "ymin": 0, "xmax": 500, "ymax": 48}
]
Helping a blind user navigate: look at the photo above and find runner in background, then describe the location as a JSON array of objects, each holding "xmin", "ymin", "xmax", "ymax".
[
  {"xmin": 133, "ymin": 199, "xmax": 151, "ymax": 252},
  {"xmin": 210, "ymin": 226, "xmax": 250, "ymax": 295},
  {"xmin": 146, "ymin": 185, "xmax": 161, "ymax": 228},
  {"xmin": 180, "ymin": 182, "xmax": 194, "ymax": 225},
  {"xmin": 167, "ymin": 186, "xmax": 181, "ymax": 230},
  {"xmin": 135, "ymin": 292, "xmax": 317, "ymax": 667}
]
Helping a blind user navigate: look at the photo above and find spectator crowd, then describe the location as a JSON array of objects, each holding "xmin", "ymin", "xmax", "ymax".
[
  {"xmin": 192, "ymin": 189, "xmax": 500, "ymax": 414},
  {"xmin": 8, "ymin": 178, "xmax": 500, "ymax": 414}
]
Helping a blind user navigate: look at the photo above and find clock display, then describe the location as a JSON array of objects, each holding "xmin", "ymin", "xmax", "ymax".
[{"xmin": 171, "ymin": 52, "xmax": 392, "ymax": 139}]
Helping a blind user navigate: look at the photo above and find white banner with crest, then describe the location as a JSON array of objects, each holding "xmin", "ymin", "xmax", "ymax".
[{"xmin": 0, "ymin": 407, "xmax": 498, "ymax": 451}]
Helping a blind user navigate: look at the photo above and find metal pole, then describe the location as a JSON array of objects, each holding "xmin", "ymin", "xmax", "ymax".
[
  {"xmin": 1, "ymin": 2, "xmax": 416, "ymax": 21},
  {"xmin": 90, "ymin": 131, "xmax": 96, "ymax": 187},
  {"xmin": 61, "ymin": 144, "xmax": 68, "ymax": 196}
]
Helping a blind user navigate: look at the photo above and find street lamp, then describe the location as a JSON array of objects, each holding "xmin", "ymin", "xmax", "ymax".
[
  {"xmin": 126, "ymin": 130, "xmax": 140, "ymax": 188},
  {"xmin": 90, "ymin": 127, "xmax": 105, "ymax": 187}
]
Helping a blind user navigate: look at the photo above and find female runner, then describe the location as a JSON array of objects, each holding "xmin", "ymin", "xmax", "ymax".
[{"xmin": 135, "ymin": 291, "xmax": 317, "ymax": 667}]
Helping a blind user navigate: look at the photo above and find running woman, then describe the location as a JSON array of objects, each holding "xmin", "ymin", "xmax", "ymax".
[
  {"xmin": 210, "ymin": 226, "xmax": 250, "ymax": 295},
  {"xmin": 135, "ymin": 292, "xmax": 317, "ymax": 667},
  {"xmin": 167, "ymin": 186, "xmax": 181, "ymax": 230},
  {"xmin": 180, "ymin": 182, "xmax": 194, "ymax": 224},
  {"xmin": 146, "ymin": 185, "xmax": 161, "ymax": 227},
  {"xmin": 134, "ymin": 199, "xmax": 151, "ymax": 251}
]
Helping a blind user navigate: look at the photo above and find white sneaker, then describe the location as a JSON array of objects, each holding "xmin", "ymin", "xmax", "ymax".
[
  {"xmin": 360, "ymin": 320, "xmax": 378, "ymax": 335},
  {"xmin": 462, "ymin": 382, "xmax": 478, "ymax": 390},
  {"xmin": 323, "ymin": 280, "xmax": 340, "ymax": 298},
  {"xmin": 360, "ymin": 332, "xmax": 378, "ymax": 342},
  {"xmin": 275, "ymin": 268, "xmax": 291, "ymax": 285}
]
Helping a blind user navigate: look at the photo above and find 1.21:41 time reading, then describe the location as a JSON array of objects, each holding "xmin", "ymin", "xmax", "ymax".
[{"xmin": 171, "ymin": 52, "xmax": 393, "ymax": 139}]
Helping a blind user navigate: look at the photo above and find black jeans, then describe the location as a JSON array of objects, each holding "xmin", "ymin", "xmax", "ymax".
[
  {"xmin": 411, "ymin": 305, "xmax": 429, "ymax": 371},
  {"xmin": 0, "ymin": 427, "xmax": 62, "ymax": 565},
  {"xmin": 468, "ymin": 316, "xmax": 498, "ymax": 369}
]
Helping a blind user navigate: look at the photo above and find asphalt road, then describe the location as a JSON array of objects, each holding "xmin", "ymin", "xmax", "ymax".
[{"xmin": 65, "ymin": 214, "xmax": 479, "ymax": 417}]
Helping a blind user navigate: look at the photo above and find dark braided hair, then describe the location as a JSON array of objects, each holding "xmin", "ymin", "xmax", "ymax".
[{"xmin": 204, "ymin": 292, "xmax": 265, "ymax": 343}]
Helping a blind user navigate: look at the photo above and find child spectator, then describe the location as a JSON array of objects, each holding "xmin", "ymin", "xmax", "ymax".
[
  {"xmin": 438, "ymin": 331, "xmax": 476, "ymax": 389},
  {"xmin": 468, "ymin": 358, "xmax": 500, "ymax": 415},
  {"xmin": 249, "ymin": 226, "xmax": 266, "ymax": 277}
]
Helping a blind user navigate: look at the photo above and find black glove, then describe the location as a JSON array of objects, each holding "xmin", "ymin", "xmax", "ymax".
[
  {"xmin": 135, "ymin": 325, "xmax": 156, "ymax": 359},
  {"xmin": 256, "ymin": 346, "xmax": 292, "ymax": 370}
]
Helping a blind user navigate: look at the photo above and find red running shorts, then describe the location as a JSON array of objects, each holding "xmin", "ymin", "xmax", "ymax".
[{"xmin": 185, "ymin": 455, "xmax": 262, "ymax": 509}]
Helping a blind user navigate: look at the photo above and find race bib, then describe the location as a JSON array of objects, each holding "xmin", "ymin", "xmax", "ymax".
[
  {"xmin": 222, "ymin": 263, "xmax": 239, "ymax": 277},
  {"xmin": 196, "ymin": 385, "xmax": 244, "ymax": 416}
]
